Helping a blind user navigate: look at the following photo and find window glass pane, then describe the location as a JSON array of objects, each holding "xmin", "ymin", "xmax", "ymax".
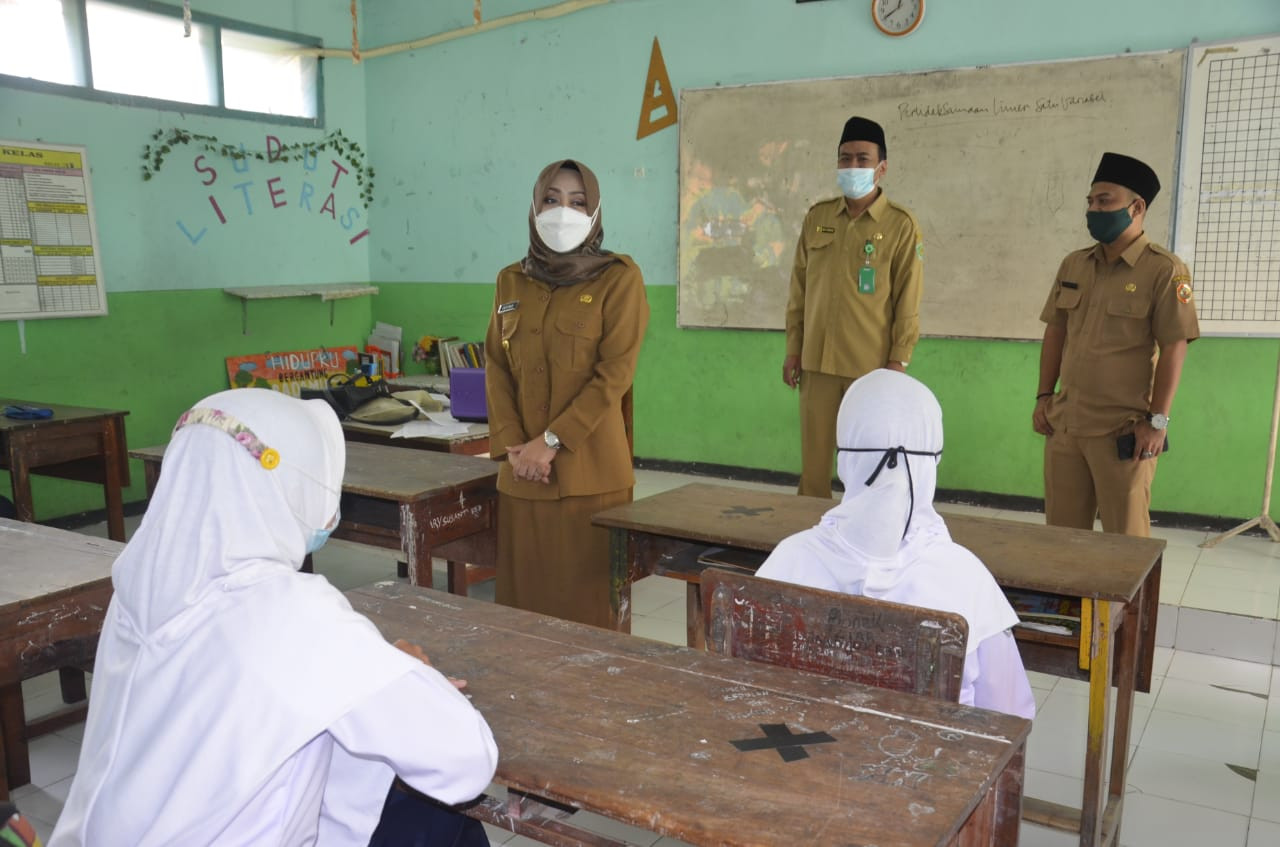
[
  {"xmin": 222, "ymin": 29, "xmax": 316, "ymax": 119},
  {"xmin": 0, "ymin": 0, "xmax": 83, "ymax": 86},
  {"xmin": 85, "ymin": 0, "xmax": 216, "ymax": 105}
]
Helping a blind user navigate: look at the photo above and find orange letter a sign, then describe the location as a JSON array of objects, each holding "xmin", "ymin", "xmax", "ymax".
[{"xmin": 637, "ymin": 37, "xmax": 677, "ymax": 140}]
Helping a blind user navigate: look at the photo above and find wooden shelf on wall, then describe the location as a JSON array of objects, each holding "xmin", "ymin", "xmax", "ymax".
[{"xmin": 224, "ymin": 283, "xmax": 379, "ymax": 333}]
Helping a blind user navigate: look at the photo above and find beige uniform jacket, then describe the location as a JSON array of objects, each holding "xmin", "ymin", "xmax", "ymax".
[
  {"xmin": 785, "ymin": 192, "xmax": 923, "ymax": 377},
  {"xmin": 485, "ymin": 255, "xmax": 649, "ymax": 500},
  {"xmin": 1040, "ymin": 234, "xmax": 1200, "ymax": 436}
]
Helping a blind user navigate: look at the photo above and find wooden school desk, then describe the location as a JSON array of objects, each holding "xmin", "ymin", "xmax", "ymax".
[
  {"xmin": 593, "ymin": 483, "xmax": 1165, "ymax": 847},
  {"xmin": 348, "ymin": 581, "xmax": 1031, "ymax": 847},
  {"xmin": 0, "ymin": 518, "xmax": 120, "ymax": 799},
  {"xmin": 341, "ymin": 419, "xmax": 490, "ymax": 456},
  {"xmin": 130, "ymin": 441, "xmax": 497, "ymax": 592},
  {"xmin": 0, "ymin": 399, "xmax": 130, "ymax": 542}
]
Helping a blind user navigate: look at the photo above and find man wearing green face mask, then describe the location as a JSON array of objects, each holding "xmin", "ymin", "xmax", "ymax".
[{"xmin": 1032, "ymin": 152, "xmax": 1199, "ymax": 537}]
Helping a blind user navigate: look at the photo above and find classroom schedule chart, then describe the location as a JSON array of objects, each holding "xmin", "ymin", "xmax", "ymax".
[{"xmin": 0, "ymin": 141, "xmax": 107, "ymax": 320}]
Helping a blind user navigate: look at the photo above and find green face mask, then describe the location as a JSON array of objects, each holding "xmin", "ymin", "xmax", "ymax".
[{"xmin": 1086, "ymin": 204, "xmax": 1134, "ymax": 244}]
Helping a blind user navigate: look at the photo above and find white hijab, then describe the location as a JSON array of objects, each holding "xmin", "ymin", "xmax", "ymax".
[
  {"xmin": 758, "ymin": 370, "xmax": 1017, "ymax": 653},
  {"xmin": 53, "ymin": 389, "xmax": 422, "ymax": 846}
]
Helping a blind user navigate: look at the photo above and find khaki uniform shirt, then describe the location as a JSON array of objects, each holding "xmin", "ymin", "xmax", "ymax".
[
  {"xmin": 1040, "ymin": 234, "xmax": 1199, "ymax": 436},
  {"xmin": 785, "ymin": 192, "xmax": 924, "ymax": 378},
  {"xmin": 485, "ymin": 255, "xmax": 649, "ymax": 500}
]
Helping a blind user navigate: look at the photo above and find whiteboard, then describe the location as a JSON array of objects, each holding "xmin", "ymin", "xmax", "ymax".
[
  {"xmin": 678, "ymin": 51, "xmax": 1186, "ymax": 339},
  {"xmin": 1174, "ymin": 34, "xmax": 1280, "ymax": 337},
  {"xmin": 0, "ymin": 140, "xmax": 107, "ymax": 320}
]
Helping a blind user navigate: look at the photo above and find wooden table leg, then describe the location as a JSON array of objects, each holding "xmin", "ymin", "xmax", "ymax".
[
  {"xmin": 59, "ymin": 667, "xmax": 87, "ymax": 704},
  {"xmin": 1103, "ymin": 594, "xmax": 1143, "ymax": 844},
  {"xmin": 402, "ymin": 502, "xmax": 434, "ymax": 588},
  {"xmin": 102, "ymin": 416, "xmax": 126, "ymax": 542},
  {"xmin": 608, "ymin": 528, "xmax": 632, "ymax": 633},
  {"xmin": 1079, "ymin": 599, "xmax": 1115, "ymax": 847},
  {"xmin": 0, "ymin": 682, "xmax": 29, "ymax": 791},
  {"xmin": 6, "ymin": 441, "xmax": 34, "ymax": 523},
  {"xmin": 686, "ymin": 581, "xmax": 705, "ymax": 650}
]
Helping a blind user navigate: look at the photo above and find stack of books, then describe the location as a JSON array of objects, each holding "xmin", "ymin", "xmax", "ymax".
[{"xmin": 438, "ymin": 339, "xmax": 485, "ymax": 375}]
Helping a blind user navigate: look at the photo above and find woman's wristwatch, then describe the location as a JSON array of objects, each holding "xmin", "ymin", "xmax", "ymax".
[
  {"xmin": 544, "ymin": 430, "xmax": 562, "ymax": 450},
  {"xmin": 1146, "ymin": 412, "xmax": 1170, "ymax": 430}
]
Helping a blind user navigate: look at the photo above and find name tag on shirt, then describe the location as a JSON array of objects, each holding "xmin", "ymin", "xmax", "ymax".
[
  {"xmin": 497, "ymin": 300, "xmax": 519, "ymax": 314},
  {"xmin": 815, "ymin": 225, "xmax": 835, "ymax": 234}
]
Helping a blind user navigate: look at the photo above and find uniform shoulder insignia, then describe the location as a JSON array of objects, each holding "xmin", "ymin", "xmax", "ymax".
[
  {"xmin": 1172, "ymin": 272, "xmax": 1193, "ymax": 304},
  {"xmin": 886, "ymin": 199, "xmax": 921, "ymax": 224}
]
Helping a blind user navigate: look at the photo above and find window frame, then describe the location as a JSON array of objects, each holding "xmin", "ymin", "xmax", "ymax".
[{"xmin": 0, "ymin": 0, "xmax": 325, "ymax": 128}]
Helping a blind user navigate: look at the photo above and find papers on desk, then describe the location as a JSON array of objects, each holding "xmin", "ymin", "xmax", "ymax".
[{"xmin": 392, "ymin": 412, "xmax": 472, "ymax": 438}]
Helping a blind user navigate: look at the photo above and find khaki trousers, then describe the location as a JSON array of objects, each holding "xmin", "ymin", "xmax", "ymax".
[
  {"xmin": 798, "ymin": 369, "xmax": 854, "ymax": 498},
  {"xmin": 1043, "ymin": 429, "xmax": 1158, "ymax": 537}
]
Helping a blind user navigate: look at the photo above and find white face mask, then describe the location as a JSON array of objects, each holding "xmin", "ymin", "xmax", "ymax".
[
  {"xmin": 533, "ymin": 203, "xmax": 599, "ymax": 253},
  {"xmin": 837, "ymin": 167, "xmax": 877, "ymax": 200}
]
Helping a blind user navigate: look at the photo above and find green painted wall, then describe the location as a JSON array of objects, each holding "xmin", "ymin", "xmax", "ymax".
[{"xmin": 375, "ymin": 282, "xmax": 1276, "ymax": 520}]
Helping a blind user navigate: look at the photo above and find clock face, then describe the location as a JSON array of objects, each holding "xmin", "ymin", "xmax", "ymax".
[{"xmin": 872, "ymin": 0, "xmax": 925, "ymax": 37}]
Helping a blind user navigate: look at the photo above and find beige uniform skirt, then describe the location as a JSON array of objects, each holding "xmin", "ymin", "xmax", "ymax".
[{"xmin": 495, "ymin": 488, "xmax": 631, "ymax": 629}]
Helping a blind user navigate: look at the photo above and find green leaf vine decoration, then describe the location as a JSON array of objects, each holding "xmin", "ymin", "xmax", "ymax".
[{"xmin": 141, "ymin": 128, "xmax": 375, "ymax": 208}]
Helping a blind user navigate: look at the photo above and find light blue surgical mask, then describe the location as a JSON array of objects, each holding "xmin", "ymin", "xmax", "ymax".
[
  {"xmin": 306, "ymin": 510, "xmax": 340, "ymax": 554},
  {"xmin": 837, "ymin": 167, "xmax": 877, "ymax": 200}
]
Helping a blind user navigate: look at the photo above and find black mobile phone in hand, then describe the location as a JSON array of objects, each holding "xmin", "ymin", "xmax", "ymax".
[{"xmin": 1116, "ymin": 432, "xmax": 1170, "ymax": 460}]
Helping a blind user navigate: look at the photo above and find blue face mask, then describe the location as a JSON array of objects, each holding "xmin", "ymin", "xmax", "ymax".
[
  {"xmin": 306, "ymin": 510, "xmax": 339, "ymax": 554},
  {"xmin": 837, "ymin": 167, "xmax": 877, "ymax": 200},
  {"xmin": 1086, "ymin": 204, "xmax": 1134, "ymax": 244}
]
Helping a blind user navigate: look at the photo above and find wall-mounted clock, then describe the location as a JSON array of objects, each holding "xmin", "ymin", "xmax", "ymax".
[{"xmin": 872, "ymin": 0, "xmax": 925, "ymax": 38}]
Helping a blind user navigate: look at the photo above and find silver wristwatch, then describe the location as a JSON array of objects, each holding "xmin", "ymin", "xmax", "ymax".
[
  {"xmin": 543, "ymin": 430, "xmax": 562, "ymax": 450},
  {"xmin": 1146, "ymin": 412, "xmax": 1170, "ymax": 431}
]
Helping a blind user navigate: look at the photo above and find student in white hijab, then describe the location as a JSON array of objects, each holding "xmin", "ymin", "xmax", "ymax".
[
  {"xmin": 51, "ymin": 388, "xmax": 498, "ymax": 847},
  {"xmin": 758, "ymin": 370, "xmax": 1035, "ymax": 718}
]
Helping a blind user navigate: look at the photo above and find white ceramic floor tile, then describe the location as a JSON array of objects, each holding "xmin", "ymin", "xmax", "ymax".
[
  {"xmin": 1019, "ymin": 822, "xmax": 1081, "ymax": 847},
  {"xmin": 1181, "ymin": 583, "xmax": 1280, "ymax": 618},
  {"xmin": 1151, "ymin": 647, "xmax": 1175, "ymax": 678},
  {"xmin": 1158, "ymin": 543, "xmax": 1201, "ymax": 569},
  {"xmin": 1254, "ymin": 769, "xmax": 1280, "ymax": 824},
  {"xmin": 1155, "ymin": 677, "xmax": 1268, "ymax": 728},
  {"xmin": 1159, "ymin": 571, "xmax": 1190, "ymax": 605},
  {"xmin": 937, "ymin": 503, "xmax": 1003, "ymax": 517},
  {"xmin": 481, "ymin": 823, "xmax": 517, "ymax": 844},
  {"xmin": 1157, "ymin": 603, "xmax": 1178, "ymax": 648},
  {"xmin": 1247, "ymin": 818, "xmax": 1280, "ymax": 847},
  {"xmin": 629, "ymin": 575, "xmax": 686, "ymax": 616},
  {"xmin": 630, "ymin": 615, "xmax": 688, "ymax": 647},
  {"xmin": 1140, "ymin": 709, "xmax": 1264, "ymax": 767},
  {"xmin": 1151, "ymin": 526, "xmax": 1211, "ymax": 549},
  {"xmin": 991, "ymin": 509, "xmax": 1047, "ymax": 524},
  {"xmin": 1197, "ymin": 542, "xmax": 1280, "ymax": 574},
  {"xmin": 1027, "ymin": 670, "xmax": 1058, "ymax": 692},
  {"xmin": 1117, "ymin": 792, "xmax": 1248, "ymax": 847},
  {"xmin": 644, "ymin": 597, "xmax": 689, "ymax": 625},
  {"xmin": 54, "ymin": 721, "xmax": 86, "ymax": 744},
  {"xmin": 1175, "ymin": 608, "xmax": 1278, "ymax": 664},
  {"xmin": 7, "ymin": 776, "xmax": 73, "ymax": 828},
  {"xmin": 1024, "ymin": 768, "xmax": 1084, "ymax": 808},
  {"xmin": 1187, "ymin": 565, "xmax": 1280, "ymax": 595},
  {"xmin": 1125, "ymin": 747, "xmax": 1255, "ymax": 815},
  {"xmin": 24, "ymin": 732, "xmax": 84, "ymax": 789},
  {"xmin": 1165, "ymin": 651, "xmax": 1273, "ymax": 694},
  {"xmin": 559, "ymin": 810, "xmax": 664, "ymax": 846}
]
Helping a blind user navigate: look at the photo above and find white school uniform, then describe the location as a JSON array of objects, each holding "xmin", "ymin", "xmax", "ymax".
[
  {"xmin": 51, "ymin": 389, "xmax": 497, "ymax": 847},
  {"xmin": 758, "ymin": 370, "xmax": 1036, "ymax": 719}
]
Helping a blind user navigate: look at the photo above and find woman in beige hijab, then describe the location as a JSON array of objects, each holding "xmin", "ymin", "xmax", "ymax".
[{"xmin": 484, "ymin": 159, "xmax": 649, "ymax": 627}]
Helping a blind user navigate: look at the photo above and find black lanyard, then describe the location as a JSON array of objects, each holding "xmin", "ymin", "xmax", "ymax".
[{"xmin": 836, "ymin": 445, "xmax": 942, "ymax": 539}]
